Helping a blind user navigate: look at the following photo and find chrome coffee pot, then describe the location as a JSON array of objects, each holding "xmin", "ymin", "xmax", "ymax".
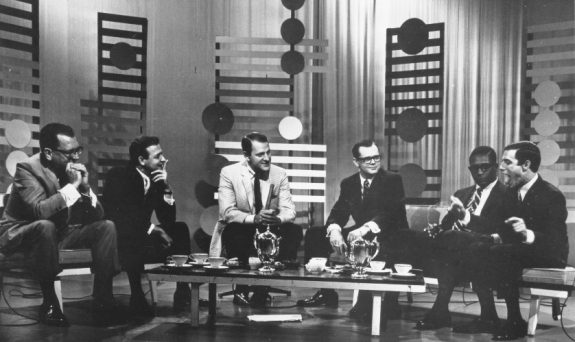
[
  {"xmin": 345, "ymin": 236, "xmax": 380, "ymax": 278},
  {"xmin": 253, "ymin": 225, "xmax": 281, "ymax": 272}
]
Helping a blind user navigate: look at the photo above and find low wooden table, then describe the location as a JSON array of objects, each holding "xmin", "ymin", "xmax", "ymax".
[{"xmin": 145, "ymin": 266, "xmax": 426, "ymax": 336}]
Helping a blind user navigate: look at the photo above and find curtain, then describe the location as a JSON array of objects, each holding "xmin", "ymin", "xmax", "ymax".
[{"xmin": 321, "ymin": 0, "xmax": 524, "ymax": 210}]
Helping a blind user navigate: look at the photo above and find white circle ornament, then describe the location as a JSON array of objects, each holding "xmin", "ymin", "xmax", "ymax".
[
  {"xmin": 5, "ymin": 150, "xmax": 28, "ymax": 177},
  {"xmin": 5, "ymin": 119, "xmax": 32, "ymax": 148},
  {"xmin": 278, "ymin": 116, "xmax": 303, "ymax": 140}
]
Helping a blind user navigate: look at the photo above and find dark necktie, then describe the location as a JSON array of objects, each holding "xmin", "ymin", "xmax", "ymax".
[
  {"xmin": 254, "ymin": 173, "xmax": 263, "ymax": 214},
  {"xmin": 362, "ymin": 179, "xmax": 370, "ymax": 200}
]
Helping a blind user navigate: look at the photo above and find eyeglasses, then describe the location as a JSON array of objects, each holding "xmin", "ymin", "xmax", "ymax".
[
  {"xmin": 468, "ymin": 163, "xmax": 495, "ymax": 172},
  {"xmin": 54, "ymin": 146, "xmax": 83, "ymax": 159},
  {"xmin": 356, "ymin": 155, "xmax": 382, "ymax": 164}
]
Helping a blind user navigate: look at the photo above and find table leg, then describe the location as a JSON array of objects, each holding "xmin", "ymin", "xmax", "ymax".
[
  {"xmin": 207, "ymin": 283, "xmax": 217, "ymax": 326},
  {"xmin": 371, "ymin": 292, "xmax": 383, "ymax": 336},
  {"xmin": 190, "ymin": 283, "xmax": 200, "ymax": 327}
]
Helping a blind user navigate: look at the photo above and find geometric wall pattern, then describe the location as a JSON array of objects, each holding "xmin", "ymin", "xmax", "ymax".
[
  {"xmin": 385, "ymin": 18, "xmax": 445, "ymax": 205},
  {"xmin": 523, "ymin": 20, "xmax": 575, "ymax": 217},
  {"xmin": 0, "ymin": 0, "xmax": 40, "ymax": 199},
  {"xmin": 80, "ymin": 13, "xmax": 148, "ymax": 194}
]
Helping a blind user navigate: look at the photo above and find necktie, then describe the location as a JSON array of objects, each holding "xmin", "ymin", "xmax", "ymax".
[
  {"xmin": 254, "ymin": 173, "xmax": 263, "ymax": 214},
  {"xmin": 453, "ymin": 187, "xmax": 483, "ymax": 231},
  {"xmin": 362, "ymin": 179, "xmax": 370, "ymax": 200}
]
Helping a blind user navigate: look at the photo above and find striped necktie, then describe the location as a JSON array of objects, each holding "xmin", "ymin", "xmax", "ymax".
[
  {"xmin": 453, "ymin": 187, "xmax": 483, "ymax": 231},
  {"xmin": 362, "ymin": 179, "xmax": 370, "ymax": 200}
]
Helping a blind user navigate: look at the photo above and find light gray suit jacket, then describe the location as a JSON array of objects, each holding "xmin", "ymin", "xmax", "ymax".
[{"xmin": 209, "ymin": 160, "xmax": 295, "ymax": 256}]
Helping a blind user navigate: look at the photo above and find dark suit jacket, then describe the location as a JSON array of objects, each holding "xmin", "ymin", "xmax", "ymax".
[
  {"xmin": 102, "ymin": 166, "xmax": 176, "ymax": 249},
  {"xmin": 515, "ymin": 176, "xmax": 569, "ymax": 265},
  {"xmin": 326, "ymin": 169, "xmax": 409, "ymax": 237},
  {"xmin": 0, "ymin": 154, "xmax": 104, "ymax": 254},
  {"xmin": 442, "ymin": 181, "xmax": 513, "ymax": 236}
]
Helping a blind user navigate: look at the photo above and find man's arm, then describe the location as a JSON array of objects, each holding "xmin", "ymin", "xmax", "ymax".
[
  {"xmin": 275, "ymin": 170, "xmax": 296, "ymax": 223},
  {"xmin": 370, "ymin": 174, "xmax": 408, "ymax": 232},
  {"xmin": 325, "ymin": 179, "xmax": 352, "ymax": 228},
  {"xmin": 13, "ymin": 164, "xmax": 67, "ymax": 220},
  {"xmin": 218, "ymin": 168, "xmax": 250, "ymax": 224}
]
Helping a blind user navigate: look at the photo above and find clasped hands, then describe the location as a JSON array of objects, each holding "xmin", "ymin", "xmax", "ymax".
[
  {"xmin": 329, "ymin": 224, "xmax": 371, "ymax": 255},
  {"xmin": 66, "ymin": 163, "xmax": 90, "ymax": 193},
  {"xmin": 255, "ymin": 208, "xmax": 281, "ymax": 226}
]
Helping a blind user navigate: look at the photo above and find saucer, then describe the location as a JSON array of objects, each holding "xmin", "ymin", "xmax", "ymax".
[
  {"xmin": 203, "ymin": 265, "xmax": 229, "ymax": 271},
  {"xmin": 366, "ymin": 268, "xmax": 391, "ymax": 275},
  {"xmin": 325, "ymin": 267, "xmax": 342, "ymax": 274},
  {"xmin": 391, "ymin": 272, "xmax": 416, "ymax": 278},
  {"xmin": 165, "ymin": 263, "xmax": 192, "ymax": 268},
  {"xmin": 189, "ymin": 261, "xmax": 210, "ymax": 266}
]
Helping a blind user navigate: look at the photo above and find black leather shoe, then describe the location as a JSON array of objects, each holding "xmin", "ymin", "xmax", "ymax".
[
  {"xmin": 296, "ymin": 290, "xmax": 338, "ymax": 308},
  {"xmin": 233, "ymin": 293, "xmax": 251, "ymax": 306},
  {"xmin": 130, "ymin": 294, "xmax": 154, "ymax": 317},
  {"xmin": 453, "ymin": 317, "xmax": 500, "ymax": 334},
  {"xmin": 39, "ymin": 302, "xmax": 69, "ymax": 327},
  {"xmin": 414, "ymin": 313, "xmax": 451, "ymax": 330},
  {"xmin": 492, "ymin": 319, "xmax": 527, "ymax": 341}
]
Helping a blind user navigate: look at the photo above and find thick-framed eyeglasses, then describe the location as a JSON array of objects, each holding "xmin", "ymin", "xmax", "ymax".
[
  {"xmin": 54, "ymin": 146, "xmax": 83, "ymax": 159},
  {"xmin": 356, "ymin": 155, "xmax": 382, "ymax": 164},
  {"xmin": 468, "ymin": 163, "xmax": 495, "ymax": 172}
]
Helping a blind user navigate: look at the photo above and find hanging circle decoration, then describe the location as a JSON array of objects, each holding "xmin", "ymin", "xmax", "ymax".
[
  {"xmin": 278, "ymin": 116, "xmax": 303, "ymax": 140},
  {"xmin": 281, "ymin": 18, "xmax": 305, "ymax": 45},
  {"xmin": 539, "ymin": 168, "xmax": 559, "ymax": 187},
  {"xmin": 398, "ymin": 163, "xmax": 427, "ymax": 198},
  {"xmin": 281, "ymin": 0, "xmax": 305, "ymax": 11},
  {"xmin": 396, "ymin": 108, "xmax": 428, "ymax": 142},
  {"xmin": 206, "ymin": 154, "xmax": 231, "ymax": 186},
  {"xmin": 202, "ymin": 102, "xmax": 234, "ymax": 135},
  {"xmin": 533, "ymin": 109, "xmax": 560, "ymax": 136},
  {"xmin": 397, "ymin": 18, "xmax": 429, "ymax": 55},
  {"xmin": 538, "ymin": 139, "xmax": 560, "ymax": 166},
  {"xmin": 281, "ymin": 50, "xmax": 305, "ymax": 75},
  {"xmin": 195, "ymin": 180, "xmax": 218, "ymax": 208},
  {"xmin": 5, "ymin": 119, "xmax": 32, "ymax": 148},
  {"xmin": 5, "ymin": 150, "xmax": 28, "ymax": 177},
  {"xmin": 533, "ymin": 81, "xmax": 561, "ymax": 107},
  {"xmin": 110, "ymin": 42, "xmax": 137, "ymax": 70}
]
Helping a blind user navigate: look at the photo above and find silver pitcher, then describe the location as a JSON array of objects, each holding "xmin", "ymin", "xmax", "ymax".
[
  {"xmin": 253, "ymin": 225, "xmax": 281, "ymax": 272},
  {"xmin": 345, "ymin": 236, "xmax": 380, "ymax": 278}
]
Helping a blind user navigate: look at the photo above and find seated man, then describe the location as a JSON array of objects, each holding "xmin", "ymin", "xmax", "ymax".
[
  {"xmin": 214, "ymin": 132, "xmax": 302, "ymax": 307},
  {"xmin": 298, "ymin": 140, "xmax": 412, "ymax": 322},
  {"xmin": 0, "ymin": 123, "xmax": 121, "ymax": 326},
  {"xmin": 472, "ymin": 141, "xmax": 569, "ymax": 341},
  {"xmin": 415, "ymin": 146, "xmax": 514, "ymax": 333},
  {"xmin": 103, "ymin": 136, "xmax": 193, "ymax": 316}
]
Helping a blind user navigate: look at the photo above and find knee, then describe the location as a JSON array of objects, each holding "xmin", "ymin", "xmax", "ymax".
[
  {"xmin": 98, "ymin": 220, "xmax": 117, "ymax": 239},
  {"xmin": 34, "ymin": 220, "xmax": 57, "ymax": 238}
]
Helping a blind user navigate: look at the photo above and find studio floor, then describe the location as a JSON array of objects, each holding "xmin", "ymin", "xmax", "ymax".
[{"xmin": 0, "ymin": 273, "xmax": 573, "ymax": 342}]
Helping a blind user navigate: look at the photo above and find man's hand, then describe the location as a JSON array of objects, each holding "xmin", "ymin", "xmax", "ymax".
[
  {"xmin": 505, "ymin": 216, "xmax": 529, "ymax": 241},
  {"xmin": 448, "ymin": 195, "xmax": 466, "ymax": 220},
  {"xmin": 66, "ymin": 163, "xmax": 83, "ymax": 188},
  {"xmin": 259, "ymin": 209, "xmax": 281, "ymax": 225},
  {"xmin": 151, "ymin": 169, "xmax": 168, "ymax": 186},
  {"xmin": 70, "ymin": 163, "xmax": 90, "ymax": 193},
  {"xmin": 347, "ymin": 225, "xmax": 369, "ymax": 243},
  {"xmin": 329, "ymin": 230, "xmax": 347, "ymax": 255},
  {"xmin": 152, "ymin": 226, "xmax": 173, "ymax": 249}
]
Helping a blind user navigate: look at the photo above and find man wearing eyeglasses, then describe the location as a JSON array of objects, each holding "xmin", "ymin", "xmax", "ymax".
[
  {"xmin": 0, "ymin": 123, "xmax": 122, "ymax": 327},
  {"xmin": 415, "ymin": 146, "xmax": 513, "ymax": 334},
  {"xmin": 298, "ymin": 139, "xmax": 410, "ymax": 323}
]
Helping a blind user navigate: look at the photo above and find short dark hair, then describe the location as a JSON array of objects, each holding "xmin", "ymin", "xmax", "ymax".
[
  {"xmin": 352, "ymin": 140, "xmax": 378, "ymax": 159},
  {"xmin": 129, "ymin": 136, "xmax": 160, "ymax": 165},
  {"xmin": 469, "ymin": 146, "xmax": 497, "ymax": 165},
  {"xmin": 241, "ymin": 132, "xmax": 268, "ymax": 156},
  {"xmin": 504, "ymin": 141, "xmax": 541, "ymax": 172},
  {"xmin": 40, "ymin": 123, "xmax": 75, "ymax": 150}
]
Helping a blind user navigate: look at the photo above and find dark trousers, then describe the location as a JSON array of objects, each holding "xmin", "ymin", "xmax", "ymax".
[
  {"xmin": 119, "ymin": 221, "xmax": 191, "ymax": 273},
  {"xmin": 222, "ymin": 222, "xmax": 303, "ymax": 265},
  {"xmin": 13, "ymin": 219, "xmax": 120, "ymax": 302}
]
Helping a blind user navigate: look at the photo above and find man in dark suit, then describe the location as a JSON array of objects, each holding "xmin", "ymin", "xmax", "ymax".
[
  {"xmin": 474, "ymin": 141, "xmax": 569, "ymax": 341},
  {"xmin": 0, "ymin": 123, "xmax": 121, "ymax": 327},
  {"xmin": 103, "ymin": 136, "xmax": 192, "ymax": 316},
  {"xmin": 297, "ymin": 139, "xmax": 410, "ymax": 321},
  {"xmin": 415, "ymin": 146, "xmax": 514, "ymax": 333}
]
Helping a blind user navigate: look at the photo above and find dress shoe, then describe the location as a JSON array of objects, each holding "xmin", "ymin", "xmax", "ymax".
[
  {"xmin": 129, "ymin": 294, "xmax": 154, "ymax": 317},
  {"xmin": 232, "ymin": 292, "xmax": 251, "ymax": 307},
  {"xmin": 492, "ymin": 319, "xmax": 527, "ymax": 341},
  {"xmin": 39, "ymin": 302, "xmax": 69, "ymax": 327},
  {"xmin": 173, "ymin": 286, "xmax": 191, "ymax": 313},
  {"xmin": 414, "ymin": 312, "xmax": 451, "ymax": 330},
  {"xmin": 453, "ymin": 317, "xmax": 500, "ymax": 334},
  {"xmin": 296, "ymin": 289, "xmax": 338, "ymax": 308},
  {"xmin": 93, "ymin": 299, "xmax": 127, "ymax": 325}
]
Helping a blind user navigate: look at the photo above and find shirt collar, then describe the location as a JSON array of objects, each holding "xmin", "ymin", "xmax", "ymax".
[
  {"xmin": 478, "ymin": 179, "xmax": 498, "ymax": 192},
  {"xmin": 136, "ymin": 167, "xmax": 151, "ymax": 194},
  {"xmin": 359, "ymin": 174, "xmax": 373, "ymax": 186},
  {"xmin": 519, "ymin": 173, "xmax": 538, "ymax": 200}
]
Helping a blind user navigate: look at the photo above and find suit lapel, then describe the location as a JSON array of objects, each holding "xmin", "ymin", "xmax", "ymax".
[{"xmin": 241, "ymin": 165, "xmax": 254, "ymax": 211}]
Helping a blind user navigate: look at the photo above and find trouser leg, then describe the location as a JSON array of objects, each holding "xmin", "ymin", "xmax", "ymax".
[{"xmin": 303, "ymin": 226, "xmax": 332, "ymax": 263}]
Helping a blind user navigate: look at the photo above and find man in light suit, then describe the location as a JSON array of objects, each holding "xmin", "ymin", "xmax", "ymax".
[
  {"xmin": 0, "ymin": 123, "xmax": 121, "ymax": 327},
  {"xmin": 215, "ymin": 132, "xmax": 302, "ymax": 307}
]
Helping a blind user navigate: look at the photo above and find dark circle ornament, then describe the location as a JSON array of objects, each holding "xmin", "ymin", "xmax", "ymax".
[
  {"xmin": 202, "ymin": 103, "xmax": 234, "ymax": 135},
  {"xmin": 110, "ymin": 42, "xmax": 137, "ymax": 70},
  {"xmin": 396, "ymin": 108, "xmax": 428, "ymax": 142},
  {"xmin": 281, "ymin": 50, "xmax": 305, "ymax": 75},
  {"xmin": 399, "ymin": 163, "xmax": 427, "ymax": 198},
  {"xmin": 397, "ymin": 18, "xmax": 429, "ymax": 55},
  {"xmin": 281, "ymin": 0, "xmax": 305, "ymax": 11},
  {"xmin": 281, "ymin": 18, "xmax": 305, "ymax": 44}
]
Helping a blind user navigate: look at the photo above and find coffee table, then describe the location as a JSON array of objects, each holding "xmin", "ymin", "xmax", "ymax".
[{"xmin": 145, "ymin": 266, "xmax": 426, "ymax": 336}]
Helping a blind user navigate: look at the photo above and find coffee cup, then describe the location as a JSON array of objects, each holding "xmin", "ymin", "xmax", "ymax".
[
  {"xmin": 208, "ymin": 257, "xmax": 226, "ymax": 268},
  {"xmin": 395, "ymin": 263, "xmax": 412, "ymax": 274},
  {"xmin": 190, "ymin": 253, "xmax": 208, "ymax": 263},
  {"xmin": 248, "ymin": 257, "xmax": 262, "ymax": 270},
  {"xmin": 370, "ymin": 261, "xmax": 386, "ymax": 271},
  {"xmin": 171, "ymin": 255, "xmax": 189, "ymax": 267}
]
